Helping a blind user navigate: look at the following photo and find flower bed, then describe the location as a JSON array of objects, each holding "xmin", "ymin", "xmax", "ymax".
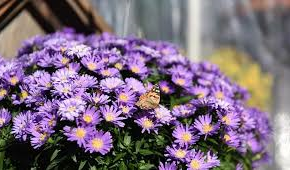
[{"xmin": 0, "ymin": 29, "xmax": 271, "ymax": 169}]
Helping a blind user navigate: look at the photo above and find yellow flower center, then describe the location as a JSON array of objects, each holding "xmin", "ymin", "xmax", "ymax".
[
  {"xmin": 75, "ymin": 128, "xmax": 86, "ymax": 138},
  {"xmin": 181, "ymin": 110, "xmax": 190, "ymax": 116},
  {"xmin": 46, "ymin": 82, "xmax": 52, "ymax": 88},
  {"xmin": 93, "ymin": 97, "xmax": 100, "ymax": 103},
  {"xmin": 215, "ymin": 91, "xmax": 224, "ymax": 99},
  {"xmin": 10, "ymin": 76, "xmax": 19, "ymax": 85},
  {"xmin": 62, "ymin": 87, "xmax": 70, "ymax": 94},
  {"xmin": 68, "ymin": 106, "xmax": 76, "ymax": 113},
  {"xmin": 131, "ymin": 66, "xmax": 140, "ymax": 73},
  {"xmin": 197, "ymin": 92, "xmax": 205, "ymax": 98},
  {"xmin": 61, "ymin": 57, "xmax": 69, "ymax": 65},
  {"xmin": 114, "ymin": 63, "xmax": 123, "ymax": 70},
  {"xmin": 48, "ymin": 119, "xmax": 54, "ymax": 126},
  {"xmin": 222, "ymin": 116, "xmax": 231, "ymax": 125},
  {"xmin": 142, "ymin": 118, "xmax": 153, "ymax": 129},
  {"xmin": 87, "ymin": 62, "xmax": 97, "ymax": 71},
  {"xmin": 119, "ymin": 93, "xmax": 128, "ymax": 102},
  {"xmin": 121, "ymin": 106, "xmax": 130, "ymax": 113},
  {"xmin": 202, "ymin": 124, "xmax": 213, "ymax": 133},
  {"xmin": 105, "ymin": 113, "xmax": 115, "ymax": 122},
  {"xmin": 0, "ymin": 118, "xmax": 5, "ymax": 126},
  {"xmin": 102, "ymin": 58, "xmax": 109, "ymax": 63},
  {"xmin": 161, "ymin": 86, "xmax": 169, "ymax": 93},
  {"xmin": 40, "ymin": 133, "xmax": 47, "ymax": 141},
  {"xmin": 101, "ymin": 70, "xmax": 111, "ymax": 76},
  {"xmin": 176, "ymin": 78, "xmax": 185, "ymax": 86},
  {"xmin": 175, "ymin": 149, "xmax": 186, "ymax": 158},
  {"xmin": 224, "ymin": 134, "xmax": 231, "ymax": 142},
  {"xmin": 0, "ymin": 89, "xmax": 7, "ymax": 97},
  {"xmin": 83, "ymin": 114, "xmax": 93, "ymax": 123},
  {"xmin": 190, "ymin": 160, "xmax": 200, "ymax": 169},
  {"xmin": 21, "ymin": 91, "xmax": 28, "ymax": 100},
  {"xmin": 181, "ymin": 132, "xmax": 192, "ymax": 142},
  {"xmin": 92, "ymin": 138, "xmax": 104, "ymax": 150}
]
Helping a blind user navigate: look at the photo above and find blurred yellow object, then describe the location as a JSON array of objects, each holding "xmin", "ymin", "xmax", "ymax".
[{"xmin": 208, "ymin": 47, "xmax": 273, "ymax": 111}]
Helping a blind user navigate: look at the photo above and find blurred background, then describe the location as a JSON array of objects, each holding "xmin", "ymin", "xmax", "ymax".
[{"xmin": 1, "ymin": 0, "xmax": 290, "ymax": 169}]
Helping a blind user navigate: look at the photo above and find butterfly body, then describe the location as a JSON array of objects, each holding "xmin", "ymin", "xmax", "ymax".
[{"xmin": 136, "ymin": 84, "xmax": 160, "ymax": 110}]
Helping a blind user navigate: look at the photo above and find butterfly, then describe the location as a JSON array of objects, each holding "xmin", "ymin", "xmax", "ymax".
[{"xmin": 136, "ymin": 84, "xmax": 160, "ymax": 110}]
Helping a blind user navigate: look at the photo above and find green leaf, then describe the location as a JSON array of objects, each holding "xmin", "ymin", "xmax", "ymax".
[
  {"xmin": 139, "ymin": 149, "xmax": 154, "ymax": 156},
  {"xmin": 113, "ymin": 153, "xmax": 126, "ymax": 163},
  {"xmin": 89, "ymin": 165, "xmax": 97, "ymax": 170},
  {"xmin": 78, "ymin": 160, "xmax": 87, "ymax": 170},
  {"xmin": 50, "ymin": 149, "xmax": 60, "ymax": 161},
  {"xmin": 71, "ymin": 155, "xmax": 77, "ymax": 163},
  {"xmin": 139, "ymin": 164, "xmax": 155, "ymax": 170},
  {"xmin": 135, "ymin": 140, "xmax": 144, "ymax": 153},
  {"xmin": 123, "ymin": 134, "xmax": 131, "ymax": 146},
  {"xmin": 119, "ymin": 161, "xmax": 127, "ymax": 170}
]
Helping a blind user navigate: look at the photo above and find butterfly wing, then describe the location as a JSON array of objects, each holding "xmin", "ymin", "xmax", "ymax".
[{"xmin": 136, "ymin": 84, "xmax": 160, "ymax": 110}]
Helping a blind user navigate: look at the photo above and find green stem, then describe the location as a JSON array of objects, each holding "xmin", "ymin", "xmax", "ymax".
[
  {"xmin": 0, "ymin": 140, "xmax": 6, "ymax": 170},
  {"xmin": 0, "ymin": 150, "xmax": 5, "ymax": 170}
]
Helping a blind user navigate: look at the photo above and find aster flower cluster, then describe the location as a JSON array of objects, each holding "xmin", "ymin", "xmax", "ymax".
[{"xmin": 0, "ymin": 28, "xmax": 271, "ymax": 169}]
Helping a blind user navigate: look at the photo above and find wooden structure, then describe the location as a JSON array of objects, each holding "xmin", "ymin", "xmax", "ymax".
[{"xmin": 0, "ymin": 0, "xmax": 112, "ymax": 34}]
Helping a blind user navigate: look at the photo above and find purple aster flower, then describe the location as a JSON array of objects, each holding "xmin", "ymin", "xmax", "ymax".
[
  {"xmin": 51, "ymin": 68, "xmax": 77, "ymax": 84},
  {"xmin": 0, "ymin": 86, "xmax": 8, "ymax": 101},
  {"xmin": 95, "ymin": 48, "xmax": 120, "ymax": 64},
  {"xmin": 134, "ymin": 115, "xmax": 160, "ymax": 134},
  {"xmin": 205, "ymin": 151, "xmax": 220, "ymax": 168},
  {"xmin": 40, "ymin": 112, "xmax": 57, "ymax": 129},
  {"xmin": 153, "ymin": 105, "xmax": 175, "ymax": 124},
  {"xmin": 172, "ymin": 74, "xmax": 192, "ymax": 88},
  {"xmin": 118, "ymin": 104, "xmax": 136, "ymax": 118},
  {"xmin": 186, "ymin": 149, "xmax": 208, "ymax": 170},
  {"xmin": 125, "ymin": 77, "xmax": 146, "ymax": 94},
  {"xmin": 100, "ymin": 104, "xmax": 126, "ymax": 127},
  {"xmin": 194, "ymin": 114, "xmax": 219, "ymax": 138},
  {"xmin": 245, "ymin": 133, "xmax": 263, "ymax": 153},
  {"xmin": 172, "ymin": 123, "xmax": 199, "ymax": 147},
  {"xmin": 133, "ymin": 45, "xmax": 161, "ymax": 58},
  {"xmin": 128, "ymin": 61, "xmax": 148, "ymax": 78},
  {"xmin": 159, "ymin": 81, "xmax": 174, "ymax": 94},
  {"xmin": 169, "ymin": 65, "xmax": 190, "ymax": 76},
  {"xmin": 3, "ymin": 69, "xmax": 24, "ymax": 86},
  {"xmin": 100, "ymin": 67, "xmax": 120, "ymax": 77},
  {"xmin": 58, "ymin": 98, "xmax": 86, "ymax": 121},
  {"xmin": 81, "ymin": 55, "xmax": 104, "ymax": 72},
  {"xmin": 240, "ymin": 109, "xmax": 256, "ymax": 130},
  {"xmin": 84, "ymin": 92, "xmax": 110, "ymax": 105},
  {"xmin": 165, "ymin": 144, "xmax": 189, "ymax": 162},
  {"xmin": 236, "ymin": 163, "xmax": 243, "ymax": 170},
  {"xmin": 79, "ymin": 106, "xmax": 101, "ymax": 125},
  {"xmin": 30, "ymin": 130, "xmax": 50, "ymax": 149},
  {"xmin": 63, "ymin": 125, "xmax": 94, "ymax": 147},
  {"xmin": 158, "ymin": 162, "xmax": 177, "ymax": 170},
  {"xmin": 219, "ymin": 112, "xmax": 240, "ymax": 129},
  {"xmin": 0, "ymin": 108, "xmax": 11, "ymax": 128},
  {"xmin": 116, "ymin": 88, "xmax": 136, "ymax": 105},
  {"xmin": 53, "ymin": 53, "xmax": 71, "ymax": 68},
  {"xmin": 100, "ymin": 77, "xmax": 124, "ymax": 92},
  {"xmin": 190, "ymin": 86, "xmax": 209, "ymax": 98},
  {"xmin": 65, "ymin": 44, "xmax": 91, "ymax": 58},
  {"xmin": 85, "ymin": 130, "xmax": 113, "ymax": 155},
  {"xmin": 67, "ymin": 62, "xmax": 81, "ymax": 72},
  {"xmin": 52, "ymin": 83, "xmax": 77, "ymax": 98},
  {"xmin": 223, "ymin": 130, "xmax": 240, "ymax": 148},
  {"xmin": 11, "ymin": 111, "xmax": 34, "ymax": 141},
  {"xmin": 74, "ymin": 74, "xmax": 98, "ymax": 88},
  {"xmin": 172, "ymin": 104, "xmax": 195, "ymax": 118}
]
